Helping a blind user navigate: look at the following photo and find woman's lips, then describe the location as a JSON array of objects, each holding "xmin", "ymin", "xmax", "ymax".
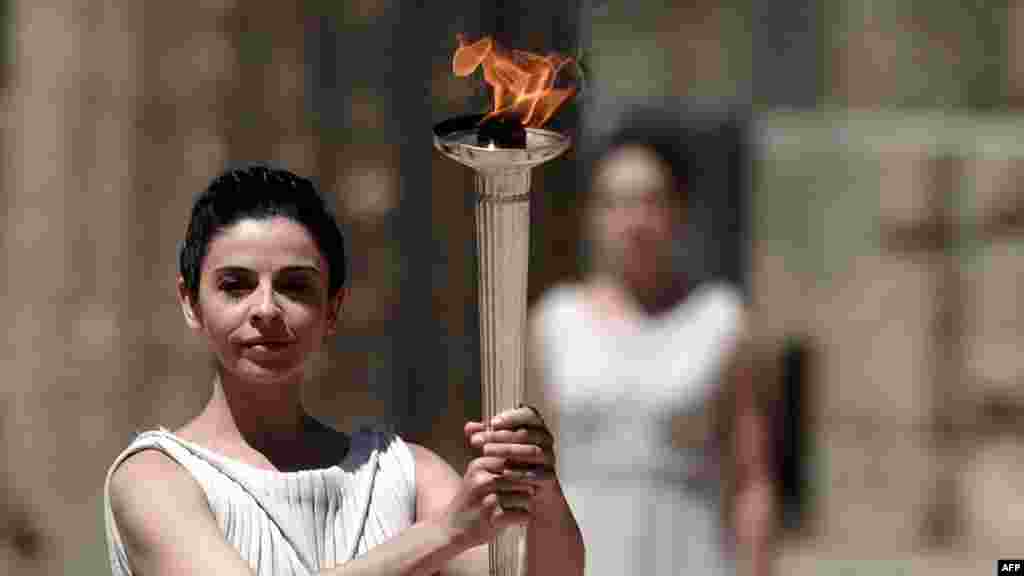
[{"xmin": 242, "ymin": 341, "xmax": 293, "ymax": 352}]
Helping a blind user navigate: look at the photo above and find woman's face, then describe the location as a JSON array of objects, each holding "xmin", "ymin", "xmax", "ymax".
[
  {"xmin": 589, "ymin": 145, "xmax": 680, "ymax": 288},
  {"xmin": 178, "ymin": 216, "xmax": 343, "ymax": 385}
]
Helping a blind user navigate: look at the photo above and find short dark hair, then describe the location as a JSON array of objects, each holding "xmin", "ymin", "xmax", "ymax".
[
  {"xmin": 587, "ymin": 104, "xmax": 697, "ymax": 200},
  {"xmin": 179, "ymin": 164, "xmax": 346, "ymax": 302}
]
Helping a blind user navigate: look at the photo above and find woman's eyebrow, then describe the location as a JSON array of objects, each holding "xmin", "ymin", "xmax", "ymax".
[
  {"xmin": 277, "ymin": 265, "xmax": 321, "ymax": 275},
  {"xmin": 211, "ymin": 265, "xmax": 320, "ymax": 274},
  {"xmin": 212, "ymin": 266, "xmax": 253, "ymax": 275}
]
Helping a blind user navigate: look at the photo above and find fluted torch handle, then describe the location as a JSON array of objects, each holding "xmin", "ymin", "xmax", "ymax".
[{"xmin": 476, "ymin": 168, "xmax": 531, "ymax": 576}]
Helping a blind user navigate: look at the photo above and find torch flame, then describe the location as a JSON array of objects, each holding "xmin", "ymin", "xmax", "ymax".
[{"xmin": 453, "ymin": 34, "xmax": 578, "ymax": 128}]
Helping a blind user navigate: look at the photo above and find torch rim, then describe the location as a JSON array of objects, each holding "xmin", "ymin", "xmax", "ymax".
[{"xmin": 433, "ymin": 114, "xmax": 570, "ymax": 171}]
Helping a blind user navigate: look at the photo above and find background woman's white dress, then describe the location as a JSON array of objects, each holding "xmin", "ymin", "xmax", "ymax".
[
  {"xmin": 534, "ymin": 281, "xmax": 744, "ymax": 576},
  {"xmin": 103, "ymin": 428, "xmax": 416, "ymax": 576}
]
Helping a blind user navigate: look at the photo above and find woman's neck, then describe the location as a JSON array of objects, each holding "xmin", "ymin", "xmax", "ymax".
[
  {"xmin": 204, "ymin": 372, "xmax": 309, "ymax": 453},
  {"xmin": 594, "ymin": 269, "xmax": 689, "ymax": 319},
  {"xmin": 181, "ymin": 372, "xmax": 348, "ymax": 472},
  {"xmin": 639, "ymin": 274, "xmax": 690, "ymax": 316}
]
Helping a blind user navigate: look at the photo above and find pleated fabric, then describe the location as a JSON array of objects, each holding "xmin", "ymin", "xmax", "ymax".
[
  {"xmin": 103, "ymin": 427, "xmax": 416, "ymax": 576},
  {"xmin": 533, "ymin": 281, "xmax": 744, "ymax": 576}
]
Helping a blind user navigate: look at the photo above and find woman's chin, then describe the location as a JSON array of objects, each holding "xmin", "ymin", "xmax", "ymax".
[{"xmin": 232, "ymin": 358, "xmax": 305, "ymax": 384}]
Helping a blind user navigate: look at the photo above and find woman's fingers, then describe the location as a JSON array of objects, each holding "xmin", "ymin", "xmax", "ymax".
[
  {"xmin": 490, "ymin": 406, "xmax": 545, "ymax": 430},
  {"xmin": 494, "ymin": 510, "xmax": 531, "ymax": 528},
  {"xmin": 466, "ymin": 457, "xmax": 537, "ymax": 498},
  {"xmin": 465, "ymin": 406, "xmax": 546, "ymax": 437},
  {"xmin": 482, "ymin": 442, "xmax": 551, "ymax": 465},
  {"xmin": 466, "ymin": 455, "xmax": 508, "ymax": 474},
  {"xmin": 499, "ymin": 466, "xmax": 555, "ymax": 484},
  {"xmin": 490, "ymin": 478, "xmax": 536, "ymax": 495},
  {"xmin": 484, "ymin": 493, "xmax": 533, "ymax": 529},
  {"xmin": 468, "ymin": 465, "xmax": 535, "ymax": 528},
  {"xmin": 495, "ymin": 492, "xmax": 533, "ymax": 512},
  {"xmin": 464, "ymin": 407, "xmax": 558, "ymax": 492},
  {"xmin": 468, "ymin": 427, "xmax": 553, "ymax": 450}
]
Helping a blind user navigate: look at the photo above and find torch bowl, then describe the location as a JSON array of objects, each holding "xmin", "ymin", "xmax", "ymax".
[{"xmin": 433, "ymin": 114, "xmax": 571, "ymax": 172}]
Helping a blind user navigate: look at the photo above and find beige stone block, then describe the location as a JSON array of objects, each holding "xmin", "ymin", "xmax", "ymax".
[
  {"xmin": 968, "ymin": 156, "xmax": 1024, "ymax": 236},
  {"xmin": 749, "ymin": 243, "xmax": 819, "ymax": 343},
  {"xmin": 816, "ymin": 253, "xmax": 939, "ymax": 428},
  {"xmin": 961, "ymin": 437, "xmax": 1024, "ymax": 555},
  {"xmin": 834, "ymin": 14, "xmax": 900, "ymax": 107},
  {"xmin": 775, "ymin": 547, "xmax": 990, "ymax": 576},
  {"xmin": 1009, "ymin": 1, "xmax": 1024, "ymax": 107},
  {"xmin": 877, "ymin": 146, "xmax": 951, "ymax": 235},
  {"xmin": 816, "ymin": 424, "xmax": 939, "ymax": 553},
  {"xmin": 966, "ymin": 240, "xmax": 1024, "ymax": 401}
]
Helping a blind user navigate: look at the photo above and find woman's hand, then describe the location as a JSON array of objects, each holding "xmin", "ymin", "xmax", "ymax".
[
  {"xmin": 464, "ymin": 406, "xmax": 561, "ymax": 511},
  {"xmin": 464, "ymin": 407, "xmax": 585, "ymax": 576},
  {"xmin": 437, "ymin": 453, "xmax": 535, "ymax": 550}
]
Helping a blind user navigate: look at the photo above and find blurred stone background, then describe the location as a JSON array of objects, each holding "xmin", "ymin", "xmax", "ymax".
[{"xmin": 0, "ymin": 1, "xmax": 1021, "ymax": 575}]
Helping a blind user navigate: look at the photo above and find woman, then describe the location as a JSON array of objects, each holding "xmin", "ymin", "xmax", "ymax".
[
  {"xmin": 526, "ymin": 107, "xmax": 773, "ymax": 575},
  {"xmin": 103, "ymin": 165, "xmax": 584, "ymax": 576}
]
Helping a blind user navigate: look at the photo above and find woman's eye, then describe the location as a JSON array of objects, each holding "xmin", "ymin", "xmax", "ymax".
[
  {"xmin": 279, "ymin": 282, "xmax": 311, "ymax": 295},
  {"xmin": 219, "ymin": 280, "xmax": 249, "ymax": 296}
]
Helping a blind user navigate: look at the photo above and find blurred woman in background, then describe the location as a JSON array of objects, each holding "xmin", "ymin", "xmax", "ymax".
[{"xmin": 527, "ymin": 106, "xmax": 774, "ymax": 575}]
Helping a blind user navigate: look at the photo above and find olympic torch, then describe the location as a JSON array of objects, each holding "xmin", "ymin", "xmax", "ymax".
[{"xmin": 433, "ymin": 34, "xmax": 578, "ymax": 576}]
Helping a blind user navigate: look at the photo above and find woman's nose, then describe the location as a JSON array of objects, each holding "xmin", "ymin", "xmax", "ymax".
[{"xmin": 250, "ymin": 284, "xmax": 282, "ymax": 325}]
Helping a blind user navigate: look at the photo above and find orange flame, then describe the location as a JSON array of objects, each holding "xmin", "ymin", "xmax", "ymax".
[{"xmin": 452, "ymin": 34, "xmax": 577, "ymax": 128}]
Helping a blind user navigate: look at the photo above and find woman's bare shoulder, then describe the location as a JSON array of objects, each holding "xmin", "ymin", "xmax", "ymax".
[
  {"xmin": 107, "ymin": 441, "xmax": 255, "ymax": 575},
  {"xmin": 107, "ymin": 447, "xmax": 211, "ymax": 562},
  {"xmin": 534, "ymin": 281, "xmax": 586, "ymax": 312},
  {"xmin": 405, "ymin": 443, "xmax": 460, "ymax": 522},
  {"xmin": 407, "ymin": 443, "xmax": 459, "ymax": 485},
  {"xmin": 530, "ymin": 281, "xmax": 588, "ymax": 331},
  {"xmin": 109, "ymin": 449, "xmax": 203, "ymax": 514}
]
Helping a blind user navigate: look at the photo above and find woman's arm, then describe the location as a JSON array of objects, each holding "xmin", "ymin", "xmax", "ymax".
[
  {"xmin": 522, "ymin": 481, "xmax": 584, "ymax": 576},
  {"xmin": 108, "ymin": 450, "xmax": 258, "ymax": 576},
  {"xmin": 317, "ymin": 520, "xmax": 461, "ymax": 576},
  {"xmin": 406, "ymin": 444, "xmax": 489, "ymax": 576},
  {"xmin": 109, "ymin": 447, "xmax": 520, "ymax": 576},
  {"xmin": 462, "ymin": 410, "xmax": 585, "ymax": 576},
  {"xmin": 731, "ymin": 342, "xmax": 775, "ymax": 576}
]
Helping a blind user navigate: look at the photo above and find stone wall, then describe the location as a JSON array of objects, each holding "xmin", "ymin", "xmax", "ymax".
[{"xmin": 754, "ymin": 112, "xmax": 1024, "ymax": 572}]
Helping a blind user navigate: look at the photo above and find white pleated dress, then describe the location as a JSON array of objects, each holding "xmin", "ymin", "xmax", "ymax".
[
  {"xmin": 533, "ymin": 282, "xmax": 744, "ymax": 576},
  {"xmin": 103, "ymin": 427, "xmax": 416, "ymax": 576}
]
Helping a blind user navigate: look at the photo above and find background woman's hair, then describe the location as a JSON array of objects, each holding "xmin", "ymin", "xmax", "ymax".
[
  {"xmin": 179, "ymin": 164, "xmax": 347, "ymax": 302},
  {"xmin": 580, "ymin": 101, "xmax": 700, "ymax": 204}
]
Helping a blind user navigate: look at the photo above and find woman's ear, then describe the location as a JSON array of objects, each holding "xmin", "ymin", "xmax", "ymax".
[
  {"xmin": 325, "ymin": 287, "xmax": 347, "ymax": 337},
  {"xmin": 177, "ymin": 276, "xmax": 202, "ymax": 330}
]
